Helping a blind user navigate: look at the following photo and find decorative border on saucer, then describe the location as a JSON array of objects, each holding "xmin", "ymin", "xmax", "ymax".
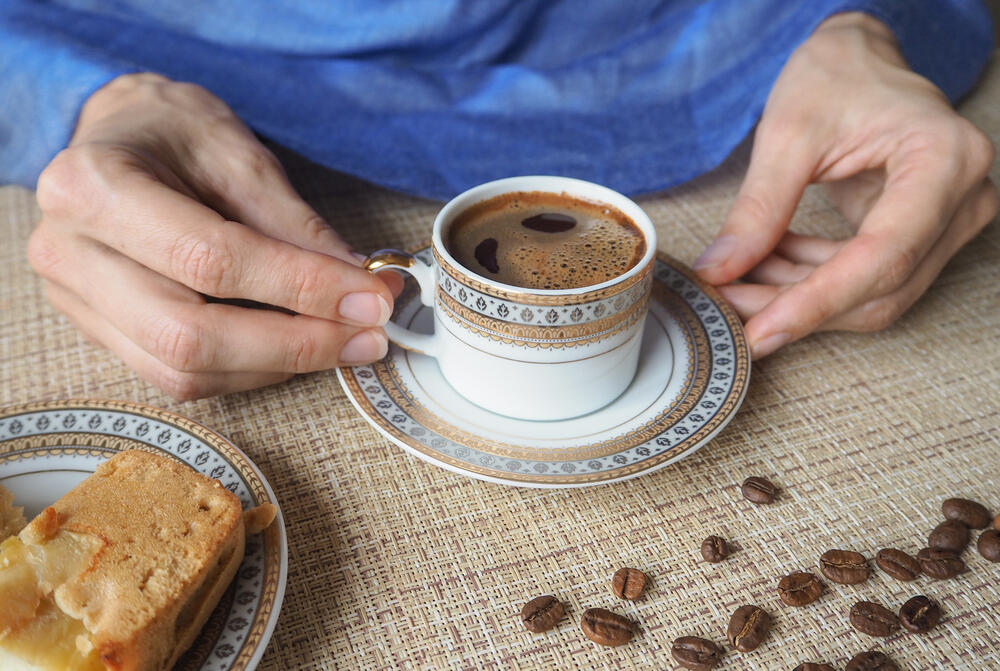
[
  {"xmin": 341, "ymin": 250, "xmax": 750, "ymax": 485},
  {"xmin": 0, "ymin": 400, "xmax": 285, "ymax": 671}
]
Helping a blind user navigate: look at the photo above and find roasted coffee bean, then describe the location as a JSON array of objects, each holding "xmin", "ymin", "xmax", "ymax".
[
  {"xmin": 701, "ymin": 536, "xmax": 729, "ymax": 563},
  {"xmin": 850, "ymin": 601, "xmax": 899, "ymax": 637},
  {"xmin": 611, "ymin": 567, "xmax": 648, "ymax": 600},
  {"xmin": 671, "ymin": 636, "xmax": 722, "ymax": 670},
  {"xmin": 819, "ymin": 549, "xmax": 868, "ymax": 584},
  {"xmin": 942, "ymin": 497, "xmax": 991, "ymax": 529},
  {"xmin": 727, "ymin": 604, "xmax": 770, "ymax": 652},
  {"xmin": 520, "ymin": 595, "xmax": 564, "ymax": 633},
  {"xmin": 845, "ymin": 650, "xmax": 898, "ymax": 671},
  {"xmin": 978, "ymin": 529, "xmax": 1000, "ymax": 562},
  {"xmin": 741, "ymin": 476, "xmax": 777, "ymax": 504},
  {"xmin": 917, "ymin": 547, "xmax": 965, "ymax": 579},
  {"xmin": 898, "ymin": 595, "xmax": 941, "ymax": 633},
  {"xmin": 875, "ymin": 548, "xmax": 920, "ymax": 581},
  {"xmin": 994, "ymin": 513, "xmax": 1000, "ymax": 531},
  {"xmin": 928, "ymin": 519, "xmax": 970, "ymax": 552},
  {"xmin": 777, "ymin": 571, "xmax": 825, "ymax": 607},
  {"xmin": 580, "ymin": 608, "xmax": 636, "ymax": 646},
  {"xmin": 793, "ymin": 664, "xmax": 836, "ymax": 671}
]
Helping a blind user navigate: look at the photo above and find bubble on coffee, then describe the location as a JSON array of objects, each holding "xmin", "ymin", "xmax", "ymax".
[{"xmin": 446, "ymin": 191, "xmax": 646, "ymax": 290}]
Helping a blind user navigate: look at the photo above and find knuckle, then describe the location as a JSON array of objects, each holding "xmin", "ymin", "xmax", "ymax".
[
  {"xmin": 148, "ymin": 315, "xmax": 207, "ymax": 372},
  {"xmin": 290, "ymin": 261, "xmax": 327, "ymax": 313},
  {"xmin": 36, "ymin": 149, "xmax": 90, "ymax": 215},
  {"xmin": 26, "ymin": 228, "xmax": 63, "ymax": 279},
  {"xmin": 238, "ymin": 145, "xmax": 282, "ymax": 180},
  {"xmin": 154, "ymin": 368, "xmax": 207, "ymax": 401},
  {"xmin": 170, "ymin": 232, "xmax": 235, "ymax": 295},
  {"xmin": 859, "ymin": 299, "xmax": 902, "ymax": 332},
  {"xmin": 287, "ymin": 332, "xmax": 322, "ymax": 372},
  {"xmin": 301, "ymin": 214, "xmax": 338, "ymax": 245},
  {"xmin": 959, "ymin": 121, "xmax": 996, "ymax": 177},
  {"xmin": 730, "ymin": 191, "xmax": 774, "ymax": 228},
  {"xmin": 880, "ymin": 246, "xmax": 918, "ymax": 292}
]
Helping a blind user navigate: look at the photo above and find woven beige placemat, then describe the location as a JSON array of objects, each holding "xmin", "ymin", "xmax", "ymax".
[{"xmin": 1, "ymin": 61, "xmax": 999, "ymax": 669}]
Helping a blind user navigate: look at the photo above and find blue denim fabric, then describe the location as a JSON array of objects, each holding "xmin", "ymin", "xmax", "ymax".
[{"xmin": 0, "ymin": 1, "xmax": 992, "ymax": 198}]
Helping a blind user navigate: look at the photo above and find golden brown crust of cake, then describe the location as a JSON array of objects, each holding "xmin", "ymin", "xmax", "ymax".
[
  {"xmin": 0, "ymin": 484, "xmax": 26, "ymax": 541},
  {"xmin": 22, "ymin": 450, "xmax": 244, "ymax": 671}
]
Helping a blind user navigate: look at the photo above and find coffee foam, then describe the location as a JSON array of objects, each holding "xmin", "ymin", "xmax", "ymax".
[{"xmin": 446, "ymin": 191, "xmax": 646, "ymax": 290}]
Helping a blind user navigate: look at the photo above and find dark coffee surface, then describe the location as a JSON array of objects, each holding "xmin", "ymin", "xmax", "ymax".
[{"xmin": 446, "ymin": 191, "xmax": 645, "ymax": 289}]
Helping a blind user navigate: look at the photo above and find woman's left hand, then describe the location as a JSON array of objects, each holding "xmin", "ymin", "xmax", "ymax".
[{"xmin": 694, "ymin": 11, "xmax": 997, "ymax": 359}]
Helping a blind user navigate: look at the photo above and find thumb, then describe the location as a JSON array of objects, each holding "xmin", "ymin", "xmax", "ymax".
[{"xmin": 694, "ymin": 130, "xmax": 815, "ymax": 285}]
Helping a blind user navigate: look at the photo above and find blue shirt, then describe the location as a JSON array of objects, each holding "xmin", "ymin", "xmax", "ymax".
[{"xmin": 0, "ymin": 1, "xmax": 992, "ymax": 199}]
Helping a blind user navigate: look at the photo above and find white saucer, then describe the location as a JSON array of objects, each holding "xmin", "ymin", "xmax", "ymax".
[{"xmin": 338, "ymin": 250, "xmax": 750, "ymax": 488}]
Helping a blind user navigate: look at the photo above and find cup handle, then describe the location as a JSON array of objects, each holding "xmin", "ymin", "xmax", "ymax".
[{"xmin": 364, "ymin": 249, "xmax": 440, "ymax": 357}]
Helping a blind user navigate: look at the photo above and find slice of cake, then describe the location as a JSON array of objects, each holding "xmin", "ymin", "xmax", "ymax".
[
  {"xmin": 0, "ymin": 450, "xmax": 250, "ymax": 671},
  {"xmin": 0, "ymin": 483, "xmax": 26, "ymax": 541}
]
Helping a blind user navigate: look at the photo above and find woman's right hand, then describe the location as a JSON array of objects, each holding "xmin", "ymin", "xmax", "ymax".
[{"xmin": 29, "ymin": 73, "xmax": 400, "ymax": 400}]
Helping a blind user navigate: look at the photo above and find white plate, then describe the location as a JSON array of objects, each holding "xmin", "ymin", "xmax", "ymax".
[
  {"xmin": 0, "ymin": 400, "xmax": 287, "ymax": 671},
  {"xmin": 339, "ymin": 250, "xmax": 750, "ymax": 487}
]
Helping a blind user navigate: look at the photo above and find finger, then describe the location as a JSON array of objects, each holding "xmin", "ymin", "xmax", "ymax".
[
  {"xmin": 717, "ymin": 283, "xmax": 781, "ymax": 323},
  {"xmin": 192, "ymin": 134, "xmax": 356, "ymax": 259},
  {"xmin": 743, "ymin": 254, "xmax": 813, "ymax": 285},
  {"xmin": 821, "ymin": 179, "xmax": 998, "ymax": 332},
  {"xmin": 694, "ymin": 127, "xmax": 816, "ymax": 284},
  {"xmin": 37, "ymin": 237, "xmax": 388, "ymax": 372},
  {"xmin": 774, "ymin": 232, "xmax": 845, "ymax": 266},
  {"xmin": 44, "ymin": 282, "xmax": 293, "ymax": 399},
  {"xmin": 743, "ymin": 157, "xmax": 969, "ymax": 358},
  {"xmin": 78, "ymin": 168, "xmax": 394, "ymax": 326},
  {"xmin": 188, "ymin": 139, "xmax": 406, "ymax": 299}
]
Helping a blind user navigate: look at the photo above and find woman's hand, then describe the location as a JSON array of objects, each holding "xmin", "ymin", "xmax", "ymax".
[
  {"xmin": 694, "ymin": 12, "xmax": 997, "ymax": 359},
  {"xmin": 29, "ymin": 73, "xmax": 400, "ymax": 399}
]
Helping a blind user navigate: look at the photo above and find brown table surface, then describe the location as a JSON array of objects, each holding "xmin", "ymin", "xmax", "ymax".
[{"xmin": 2, "ymin": 57, "xmax": 999, "ymax": 671}]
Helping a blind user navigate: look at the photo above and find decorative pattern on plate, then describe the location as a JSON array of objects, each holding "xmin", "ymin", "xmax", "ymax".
[
  {"xmin": 434, "ymin": 246, "xmax": 653, "ymax": 306},
  {"xmin": 339, "ymin": 250, "xmax": 750, "ymax": 487},
  {"xmin": 0, "ymin": 400, "xmax": 287, "ymax": 671}
]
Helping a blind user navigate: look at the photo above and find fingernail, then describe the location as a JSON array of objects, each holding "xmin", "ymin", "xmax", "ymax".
[
  {"xmin": 340, "ymin": 330, "xmax": 388, "ymax": 364},
  {"xmin": 751, "ymin": 332, "xmax": 791, "ymax": 359},
  {"xmin": 693, "ymin": 235, "xmax": 737, "ymax": 272},
  {"xmin": 339, "ymin": 292, "xmax": 391, "ymax": 326}
]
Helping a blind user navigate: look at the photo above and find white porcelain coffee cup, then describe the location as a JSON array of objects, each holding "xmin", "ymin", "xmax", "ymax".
[{"xmin": 364, "ymin": 176, "xmax": 657, "ymax": 421}]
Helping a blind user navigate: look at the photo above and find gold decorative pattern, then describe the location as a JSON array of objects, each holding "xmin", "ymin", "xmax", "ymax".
[
  {"xmin": 371, "ymin": 283, "xmax": 700, "ymax": 464},
  {"xmin": 340, "ymin": 252, "xmax": 750, "ymax": 484},
  {"xmin": 434, "ymin": 246, "xmax": 654, "ymax": 306},
  {"xmin": 436, "ymin": 287, "xmax": 650, "ymax": 349},
  {"xmin": 0, "ymin": 400, "xmax": 283, "ymax": 671}
]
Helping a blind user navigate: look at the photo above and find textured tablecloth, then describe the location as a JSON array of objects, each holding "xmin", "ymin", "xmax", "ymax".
[{"xmin": 2, "ymin": 59, "xmax": 999, "ymax": 670}]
